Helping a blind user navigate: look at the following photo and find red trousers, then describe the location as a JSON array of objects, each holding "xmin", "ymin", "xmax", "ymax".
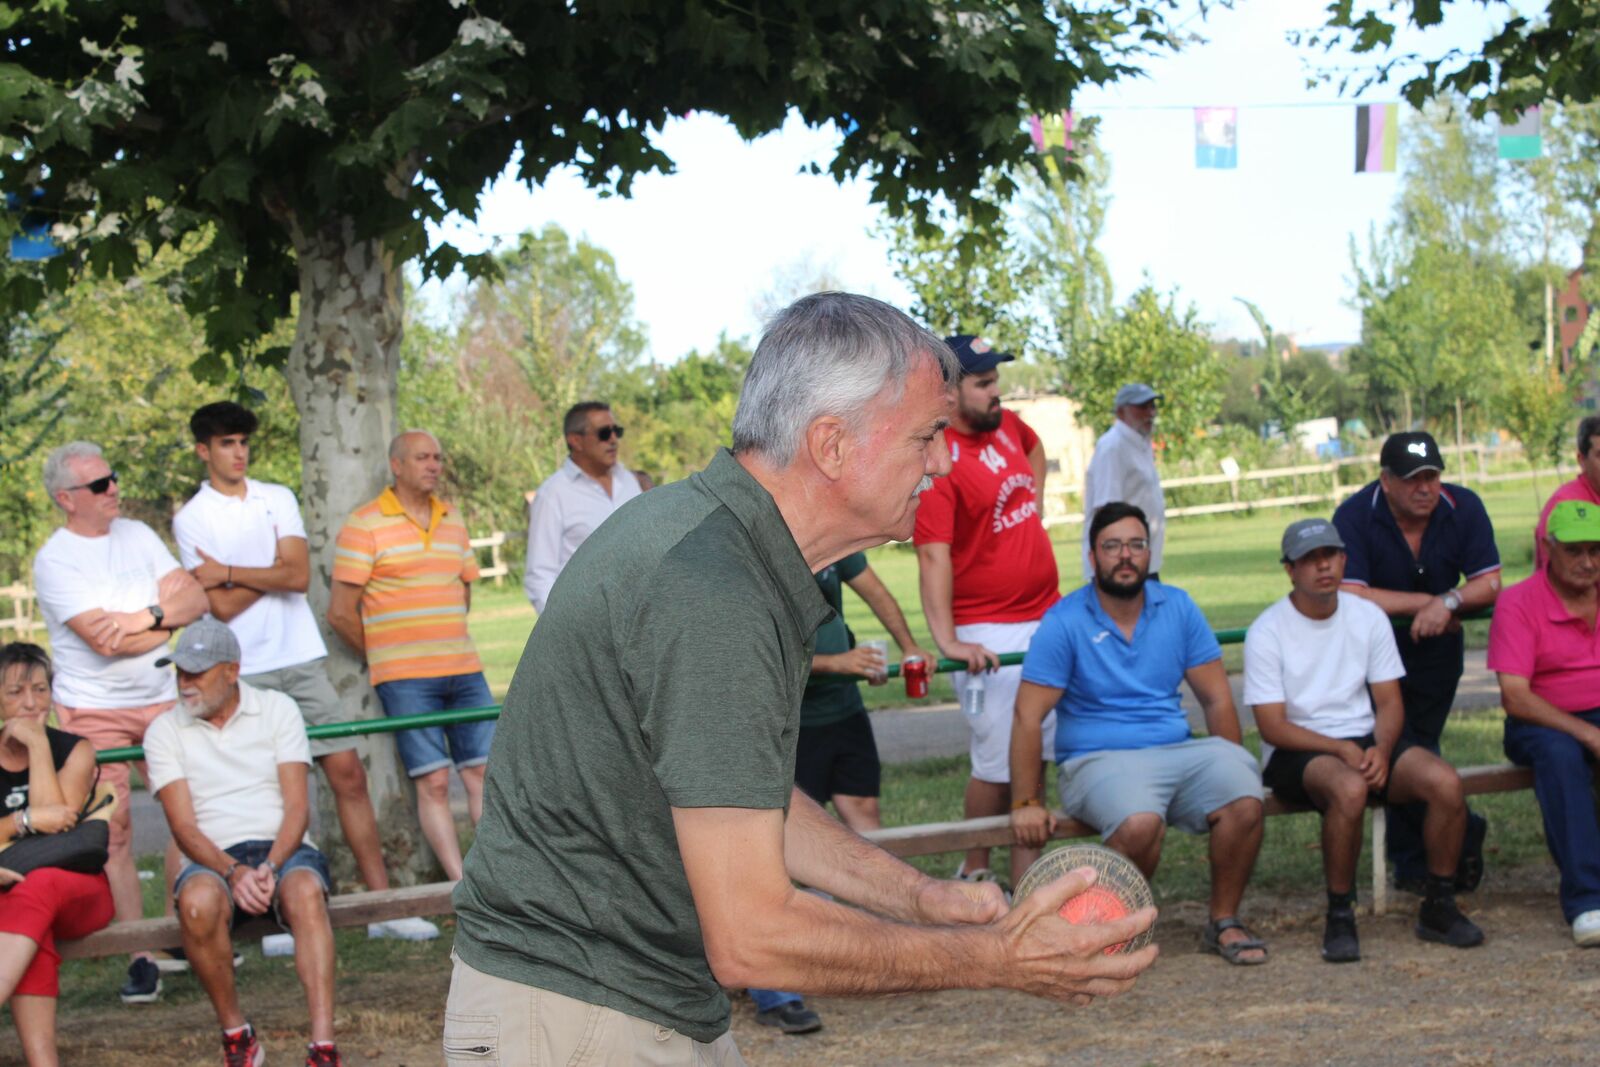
[{"xmin": 0, "ymin": 867, "xmax": 114, "ymax": 997}]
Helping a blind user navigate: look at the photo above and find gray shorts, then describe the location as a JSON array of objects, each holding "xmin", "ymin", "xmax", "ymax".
[
  {"xmin": 1058, "ymin": 736, "xmax": 1263, "ymax": 839},
  {"xmin": 243, "ymin": 658, "xmax": 359, "ymax": 759}
]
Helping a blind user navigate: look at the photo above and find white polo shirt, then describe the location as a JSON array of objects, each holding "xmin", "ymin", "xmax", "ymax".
[
  {"xmin": 173, "ymin": 479, "xmax": 327, "ymax": 674},
  {"xmin": 1082, "ymin": 418, "xmax": 1166, "ymax": 577},
  {"xmin": 143, "ymin": 681, "xmax": 312, "ymax": 850},
  {"xmin": 32, "ymin": 518, "xmax": 181, "ymax": 708},
  {"xmin": 523, "ymin": 457, "xmax": 643, "ymax": 613}
]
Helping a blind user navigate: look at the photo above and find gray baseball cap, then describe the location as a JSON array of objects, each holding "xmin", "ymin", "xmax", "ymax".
[
  {"xmin": 155, "ymin": 618, "xmax": 241, "ymax": 672},
  {"xmin": 1280, "ymin": 518, "xmax": 1346, "ymax": 563},
  {"xmin": 1114, "ymin": 383, "xmax": 1163, "ymax": 408}
]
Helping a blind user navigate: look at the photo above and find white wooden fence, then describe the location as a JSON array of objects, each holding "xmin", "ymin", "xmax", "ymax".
[{"xmin": 1043, "ymin": 443, "xmax": 1560, "ymax": 528}]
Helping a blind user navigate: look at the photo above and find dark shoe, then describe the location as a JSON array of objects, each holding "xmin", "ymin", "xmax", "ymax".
[
  {"xmin": 1321, "ymin": 909, "xmax": 1360, "ymax": 963},
  {"xmin": 1416, "ymin": 896, "xmax": 1485, "ymax": 948},
  {"xmin": 1455, "ymin": 812, "xmax": 1487, "ymax": 892},
  {"xmin": 222, "ymin": 1023, "xmax": 265, "ymax": 1067},
  {"xmin": 118, "ymin": 956, "xmax": 162, "ymax": 1004},
  {"xmin": 305, "ymin": 1042, "xmax": 344, "ymax": 1067},
  {"xmin": 756, "ymin": 999, "xmax": 823, "ymax": 1035}
]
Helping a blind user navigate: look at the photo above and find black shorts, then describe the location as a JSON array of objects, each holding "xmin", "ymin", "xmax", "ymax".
[
  {"xmin": 1263, "ymin": 734, "xmax": 1418, "ymax": 809},
  {"xmin": 794, "ymin": 711, "xmax": 881, "ymax": 804}
]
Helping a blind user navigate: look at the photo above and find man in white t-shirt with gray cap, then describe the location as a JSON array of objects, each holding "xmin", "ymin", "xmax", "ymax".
[
  {"xmin": 1245, "ymin": 517, "xmax": 1483, "ymax": 963},
  {"xmin": 1082, "ymin": 383, "xmax": 1166, "ymax": 580}
]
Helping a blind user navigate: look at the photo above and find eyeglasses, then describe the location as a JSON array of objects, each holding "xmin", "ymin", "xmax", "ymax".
[
  {"xmin": 66, "ymin": 471, "xmax": 118, "ymax": 495},
  {"xmin": 590, "ymin": 425, "xmax": 625, "ymax": 442},
  {"xmin": 1097, "ymin": 538, "xmax": 1149, "ymax": 556}
]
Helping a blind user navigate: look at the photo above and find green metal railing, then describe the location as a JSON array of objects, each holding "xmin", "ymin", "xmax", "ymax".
[{"xmin": 94, "ymin": 609, "xmax": 1492, "ymax": 765}]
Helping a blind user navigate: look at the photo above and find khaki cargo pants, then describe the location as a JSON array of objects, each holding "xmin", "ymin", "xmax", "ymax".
[{"xmin": 444, "ymin": 953, "xmax": 748, "ymax": 1066}]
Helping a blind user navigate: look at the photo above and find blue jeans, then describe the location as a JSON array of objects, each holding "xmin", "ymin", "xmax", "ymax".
[
  {"xmin": 1504, "ymin": 708, "xmax": 1600, "ymax": 922},
  {"xmin": 750, "ymin": 988, "xmax": 802, "ymax": 1012},
  {"xmin": 374, "ymin": 672, "xmax": 496, "ymax": 778}
]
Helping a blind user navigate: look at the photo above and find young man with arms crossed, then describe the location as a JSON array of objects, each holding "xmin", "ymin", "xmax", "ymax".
[
  {"xmin": 173, "ymin": 402, "xmax": 437, "ymax": 942},
  {"xmin": 1245, "ymin": 519, "xmax": 1483, "ymax": 962}
]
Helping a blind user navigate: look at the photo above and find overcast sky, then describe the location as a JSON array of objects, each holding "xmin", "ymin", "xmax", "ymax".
[{"xmin": 425, "ymin": 0, "xmax": 1534, "ymax": 361}]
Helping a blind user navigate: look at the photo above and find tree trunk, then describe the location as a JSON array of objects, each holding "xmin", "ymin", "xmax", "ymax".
[
  {"xmin": 1453, "ymin": 395, "xmax": 1466, "ymax": 477},
  {"xmin": 282, "ymin": 216, "xmax": 435, "ymax": 886}
]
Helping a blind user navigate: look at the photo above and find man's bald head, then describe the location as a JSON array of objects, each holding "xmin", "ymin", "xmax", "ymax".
[{"xmin": 389, "ymin": 429, "xmax": 444, "ymax": 497}]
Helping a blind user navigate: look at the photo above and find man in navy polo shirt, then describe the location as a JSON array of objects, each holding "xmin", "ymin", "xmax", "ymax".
[
  {"xmin": 1009, "ymin": 502, "xmax": 1268, "ymax": 965},
  {"xmin": 1332, "ymin": 431, "xmax": 1501, "ymax": 894}
]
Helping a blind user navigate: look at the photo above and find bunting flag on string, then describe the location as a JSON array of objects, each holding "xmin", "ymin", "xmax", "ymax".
[
  {"xmin": 1028, "ymin": 110, "xmax": 1074, "ymax": 176},
  {"xmin": 1498, "ymin": 107, "xmax": 1541, "ymax": 159},
  {"xmin": 1194, "ymin": 107, "xmax": 1237, "ymax": 169},
  {"xmin": 6, "ymin": 191, "xmax": 57, "ymax": 261},
  {"xmin": 1354, "ymin": 104, "xmax": 1398, "ymax": 173}
]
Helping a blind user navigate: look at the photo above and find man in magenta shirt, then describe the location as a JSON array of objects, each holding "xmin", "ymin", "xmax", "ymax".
[
  {"xmin": 914, "ymin": 335, "xmax": 1060, "ymax": 887},
  {"xmin": 1533, "ymin": 414, "xmax": 1600, "ymax": 569},
  {"xmin": 1488, "ymin": 499, "xmax": 1600, "ymax": 946}
]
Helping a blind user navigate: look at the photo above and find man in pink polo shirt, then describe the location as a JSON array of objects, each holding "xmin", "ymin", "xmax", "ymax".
[
  {"xmin": 1533, "ymin": 414, "xmax": 1600, "ymax": 569},
  {"xmin": 1487, "ymin": 499, "xmax": 1600, "ymax": 946}
]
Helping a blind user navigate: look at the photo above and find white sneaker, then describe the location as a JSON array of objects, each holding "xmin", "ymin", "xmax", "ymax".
[
  {"xmin": 368, "ymin": 916, "xmax": 441, "ymax": 941},
  {"xmin": 261, "ymin": 933, "xmax": 296, "ymax": 958},
  {"xmin": 1573, "ymin": 910, "xmax": 1600, "ymax": 947}
]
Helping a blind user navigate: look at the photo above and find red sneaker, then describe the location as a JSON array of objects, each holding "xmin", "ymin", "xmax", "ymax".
[
  {"xmin": 221, "ymin": 1023, "xmax": 264, "ymax": 1067},
  {"xmin": 306, "ymin": 1043, "xmax": 344, "ymax": 1067}
]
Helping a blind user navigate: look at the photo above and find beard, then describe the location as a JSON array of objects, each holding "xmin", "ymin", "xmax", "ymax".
[
  {"xmin": 964, "ymin": 403, "xmax": 1003, "ymax": 432},
  {"xmin": 1095, "ymin": 566, "xmax": 1146, "ymax": 600}
]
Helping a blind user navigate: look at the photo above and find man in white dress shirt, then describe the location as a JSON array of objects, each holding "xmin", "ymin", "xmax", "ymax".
[
  {"xmin": 523, "ymin": 402, "xmax": 650, "ymax": 614},
  {"xmin": 1082, "ymin": 383, "xmax": 1166, "ymax": 581}
]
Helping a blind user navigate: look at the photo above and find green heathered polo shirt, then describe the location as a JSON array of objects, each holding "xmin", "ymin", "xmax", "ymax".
[
  {"xmin": 452, "ymin": 449, "xmax": 833, "ymax": 1043},
  {"xmin": 801, "ymin": 551, "xmax": 870, "ymax": 728}
]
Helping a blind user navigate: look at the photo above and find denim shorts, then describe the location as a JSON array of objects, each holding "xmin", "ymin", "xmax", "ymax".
[
  {"xmin": 374, "ymin": 671, "xmax": 496, "ymax": 778},
  {"xmin": 173, "ymin": 840, "xmax": 329, "ymax": 929}
]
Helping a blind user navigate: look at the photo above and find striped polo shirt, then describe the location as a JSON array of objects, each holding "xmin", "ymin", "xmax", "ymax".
[{"xmin": 332, "ymin": 487, "xmax": 482, "ymax": 685}]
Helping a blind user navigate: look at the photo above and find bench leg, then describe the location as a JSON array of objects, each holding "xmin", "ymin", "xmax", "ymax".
[{"xmin": 1371, "ymin": 807, "xmax": 1387, "ymax": 918}]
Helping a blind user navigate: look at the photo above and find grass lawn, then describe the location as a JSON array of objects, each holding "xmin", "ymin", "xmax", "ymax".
[{"xmin": 468, "ymin": 474, "xmax": 1548, "ymax": 705}]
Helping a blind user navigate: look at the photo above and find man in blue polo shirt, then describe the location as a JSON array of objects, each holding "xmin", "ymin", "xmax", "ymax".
[
  {"xmin": 1332, "ymin": 431, "xmax": 1500, "ymax": 894},
  {"xmin": 1010, "ymin": 502, "xmax": 1268, "ymax": 965}
]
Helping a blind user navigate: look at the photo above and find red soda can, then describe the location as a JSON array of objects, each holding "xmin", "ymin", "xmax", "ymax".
[{"xmin": 902, "ymin": 655, "xmax": 929, "ymax": 698}]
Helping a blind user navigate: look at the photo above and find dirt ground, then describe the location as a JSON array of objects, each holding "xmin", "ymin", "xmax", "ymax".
[{"xmin": 15, "ymin": 868, "xmax": 1600, "ymax": 1066}]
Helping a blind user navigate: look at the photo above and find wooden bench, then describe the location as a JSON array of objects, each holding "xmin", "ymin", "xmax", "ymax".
[
  {"xmin": 862, "ymin": 763, "xmax": 1535, "ymax": 916},
  {"xmin": 61, "ymin": 882, "xmax": 457, "ymax": 959},
  {"xmin": 60, "ymin": 765, "xmax": 1535, "ymax": 958}
]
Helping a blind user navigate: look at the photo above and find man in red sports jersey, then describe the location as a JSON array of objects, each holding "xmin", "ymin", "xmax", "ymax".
[{"xmin": 914, "ymin": 335, "xmax": 1061, "ymax": 888}]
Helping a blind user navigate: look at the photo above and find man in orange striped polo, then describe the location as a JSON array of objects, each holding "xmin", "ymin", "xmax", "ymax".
[{"xmin": 327, "ymin": 429, "xmax": 494, "ymax": 881}]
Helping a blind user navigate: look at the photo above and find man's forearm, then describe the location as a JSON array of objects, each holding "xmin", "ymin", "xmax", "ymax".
[
  {"xmin": 782, "ymin": 791, "xmax": 927, "ymax": 921},
  {"xmin": 1255, "ymin": 713, "xmax": 1348, "ymax": 757},
  {"xmin": 1459, "ymin": 571, "xmax": 1501, "ymax": 611},
  {"xmin": 1341, "ymin": 584, "xmax": 1433, "ymax": 618},
  {"xmin": 170, "ymin": 821, "xmax": 235, "ymax": 874},
  {"xmin": 327, "ymin": 610, "xmax": 366, "ymax": 653},
  {"xmin": 1200, "ymin": 702, "xmax": 1243, "ymax": 744},
  {"xmin": 917, "ymin": 554, "xmax": 958, "ymax": 647},
  {"xmin": 1503, "ymin": 684, "xmax": 1598, "ymax": 739},
  {"xmin": 205, "ymin": 586, "xmax": 265, "ymax": 623},
  {"xmin": 858, "ymin": 584, "xmax": 919, "ymax": 652},
  {"xmin": 227, "ymin": 561, "xmax": 307, "ymax": 594},
  {"xmin": 720, "ymin": 883, "xmax": 1009, "ymax": 996}
]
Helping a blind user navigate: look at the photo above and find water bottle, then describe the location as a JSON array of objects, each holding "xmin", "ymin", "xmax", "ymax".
[{"xmin": 961, "ymin": 673, "xmax": 986, "ymax": 720}]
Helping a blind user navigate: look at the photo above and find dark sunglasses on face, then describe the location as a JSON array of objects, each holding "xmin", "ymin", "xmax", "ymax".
[
  {"xmin": 67, "ymin": 471, "xmax": 118, "ymax": 495},
  {"xmin": 592, "ymin": 425, "xmax": 625, "ymax": 442}
]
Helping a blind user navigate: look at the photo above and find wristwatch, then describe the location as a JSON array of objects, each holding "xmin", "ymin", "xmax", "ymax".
[
  {"xmin": 147, "ymin": 603, "xmax": 165, "ymax": 629},
  {"xmin": 1441, "ymin": 590, "xmax": 1463, "ymax": 614}
]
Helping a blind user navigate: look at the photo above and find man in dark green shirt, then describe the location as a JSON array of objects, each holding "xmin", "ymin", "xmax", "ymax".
[{"xmin": 447, "ymin": 293, "xmax": 1157, "ymax": 1066}]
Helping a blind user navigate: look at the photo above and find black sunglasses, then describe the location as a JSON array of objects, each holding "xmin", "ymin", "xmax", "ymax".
[
  {"xmin": 592, "ymin": 425, "xmax": 625, "ymax": 442},
  {"xmin": 66, "ymin": 471, "xmax": 118, "ymax": 495}
]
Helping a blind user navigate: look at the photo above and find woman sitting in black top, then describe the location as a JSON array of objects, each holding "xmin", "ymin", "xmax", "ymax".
[{"xmin": 0, "ymin": 642, "xmax": 113, "ymax": 1067}]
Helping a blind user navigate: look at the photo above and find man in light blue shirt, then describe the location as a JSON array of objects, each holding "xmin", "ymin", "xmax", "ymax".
[{"xmin": 1010, "ymin": 501, "xmax": 1268, "ymax": 965}]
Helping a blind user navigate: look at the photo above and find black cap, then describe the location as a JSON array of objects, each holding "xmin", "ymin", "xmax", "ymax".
[
  {"xmin": 944, "ymin": 335, "xmax": 1016, "ymax": 376},
  {"xmin": 1380, "ymin": 431, "xmax": 1444, "ymax": 479}
]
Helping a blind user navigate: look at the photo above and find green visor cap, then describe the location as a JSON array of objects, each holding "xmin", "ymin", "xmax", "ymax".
[{"xmin": 1547, "ymin": 500, "xmax": 1600, "ymax": 543}]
